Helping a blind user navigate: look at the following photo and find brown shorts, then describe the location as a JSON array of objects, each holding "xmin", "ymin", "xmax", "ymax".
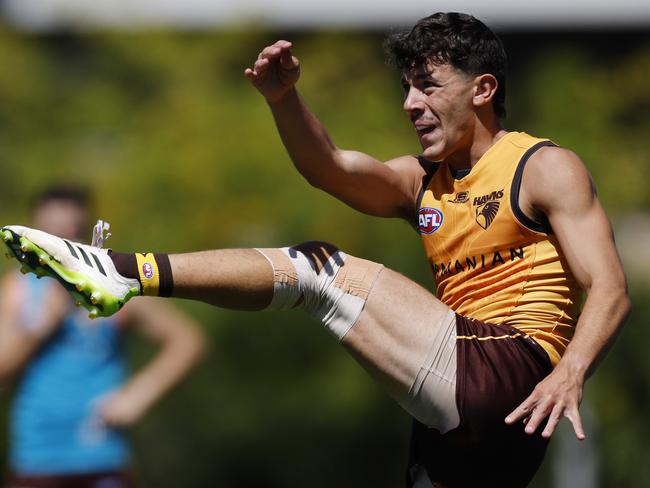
[
  {"xmin": 5, "ymin": 470, "xmax": 133, "ymax": 488},
  {"xmin": 407, "ymin": 314, "xmax": 553, "ymax": 488}
]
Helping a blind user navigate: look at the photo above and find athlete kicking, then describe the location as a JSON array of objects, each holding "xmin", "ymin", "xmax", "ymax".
[{"xmin": 2, "ymin": 12, "xmax": 629, "ymax": 488}]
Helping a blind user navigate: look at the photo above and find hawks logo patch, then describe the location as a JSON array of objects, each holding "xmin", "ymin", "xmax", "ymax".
[
  {"xmin": 476, "ymin": 201, "xmax": 500, "ymax": 229},
  {"xmin": 473, "ymin": 189, "xmax": 504, "ymax": 229},
  {"xmin": 418, "ymin": 207, "xmax": 444, "ymax": 234}
]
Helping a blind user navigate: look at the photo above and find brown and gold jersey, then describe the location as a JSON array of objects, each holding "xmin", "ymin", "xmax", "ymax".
[{"xmin": 416, "ymin": 131, "xmax": 582, "ymax": 365}]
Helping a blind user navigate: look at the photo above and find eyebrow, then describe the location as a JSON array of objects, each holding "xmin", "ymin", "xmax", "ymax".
[{"xmin": 402, "ymin": 72, "xmax": 439, "ymax": 85}]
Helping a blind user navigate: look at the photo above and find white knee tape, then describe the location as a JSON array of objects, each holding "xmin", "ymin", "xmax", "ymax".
[{"xmin": 256, "ymin": 246, "xmax": 380, "ymax": 341}]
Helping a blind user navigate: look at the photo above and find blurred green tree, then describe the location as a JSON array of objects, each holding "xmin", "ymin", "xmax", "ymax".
[{"xmin": 0, "ymin": 26, "xmax": 648, "ymax": 488}]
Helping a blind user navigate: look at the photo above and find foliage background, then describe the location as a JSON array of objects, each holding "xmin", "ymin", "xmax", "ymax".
[{"xmin": 0, "ymin": 26, "xmax": 648, "ymax": 487}]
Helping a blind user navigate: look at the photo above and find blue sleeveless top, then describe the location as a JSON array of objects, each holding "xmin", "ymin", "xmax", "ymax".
[{"xmin": 10, "ymin": 274, "xmax": 131, "ymax": 475}]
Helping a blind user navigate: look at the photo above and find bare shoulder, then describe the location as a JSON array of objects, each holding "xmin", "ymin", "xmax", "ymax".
[
  {"xmin": 385, "ymin": 154, "xmax": 437, "ymax": 194},
  {"xmin": 522, "ymin": 145, "xmax": 595, "ymax": 213},
  {"xmin": 384, "ymin": 154, "xmax": 437, "ymax": 219},
  {"xmin": 385, "ymin": 154, "xmax": 434, "ymax": 177}
]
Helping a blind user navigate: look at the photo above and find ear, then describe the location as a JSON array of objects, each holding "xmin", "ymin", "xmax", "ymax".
[{"xmin": 472, "ymin": 74, "xmax": 498, "ymax": 109}]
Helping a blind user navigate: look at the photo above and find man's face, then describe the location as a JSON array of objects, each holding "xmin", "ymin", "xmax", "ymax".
[
  {"xmin": 33, "ymin": 200, "xmax": 88, "ymax": 241},
  {"xmin": 402, "ymin": 62, "xmax": 477, "ymax": 161}
]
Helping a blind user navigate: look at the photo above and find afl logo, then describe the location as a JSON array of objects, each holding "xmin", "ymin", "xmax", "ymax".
[
  {"xmin": 142, "ymin": 262, "xmax": 155, "ymax": 280},
  {"xmin": 418, "ymin": 207, "xmax": 444, "ymax": 234}
]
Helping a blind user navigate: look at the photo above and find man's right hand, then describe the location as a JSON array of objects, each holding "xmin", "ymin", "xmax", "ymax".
[{"xmin": 244, "ymin": 40, "xmax": 300, "ymax": 103}]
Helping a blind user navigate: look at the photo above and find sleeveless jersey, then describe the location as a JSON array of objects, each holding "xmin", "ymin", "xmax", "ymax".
[
  {"xmin": 416, "ymin": 131, "xmax": 582, "ymax": 365},
  {"xmin": 10, "ymin": 274, "xmax": 130, "ymax": 475}
]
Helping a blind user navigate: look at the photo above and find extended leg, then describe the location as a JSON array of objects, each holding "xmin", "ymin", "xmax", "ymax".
[
  {"xmin": 2, "ymin": 226, "xmax": 459, "ymax": 432},
  {"xmin": 166, "ymin": 242, "xmax": 459, "ymax": 432}
]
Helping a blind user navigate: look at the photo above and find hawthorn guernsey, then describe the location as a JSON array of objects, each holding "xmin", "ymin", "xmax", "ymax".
[{"xmin": 418, "ymin": 131, "xmax": 582, "ymax": 365}]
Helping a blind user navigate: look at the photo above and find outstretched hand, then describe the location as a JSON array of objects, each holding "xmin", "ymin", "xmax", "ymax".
[
  {"xmin": 505, "ymin": 364, "xmax": 586, "ymax": 440},
  {"xmin": 244, "ymin": 40, "xmax": 300, "ymax": 103}
]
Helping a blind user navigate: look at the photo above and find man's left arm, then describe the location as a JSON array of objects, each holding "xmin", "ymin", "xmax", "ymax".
[
  {"xmin": 99, "ymin": 297, "xmax": 207, "ymax": 426},
  {"xmin": 505, "ymin": 146, "xmax": 631, "ymax": 439}
]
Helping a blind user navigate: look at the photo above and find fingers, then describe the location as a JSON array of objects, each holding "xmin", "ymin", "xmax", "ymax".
[
  {"xmin": 99, "ymin": 409, "xmax": 117, "ymax": 427},
  {"xmin": 541, "ymin": 404, "xmax": 563, "ymax": 438},
  {"xmin": 244, "ymin": 59, "xmax": 269, "ymax": 83},
  {"xmin": 506, "ymin": 396, "xmax": 557, "ymax": 436},
  {"xmin": 245, "ymin": 40, "xmax": 294, "ymax": 78},
  {"xmin": 506, "ymin": 399, "xmax": 586, "ymax": 440},
  {"xmin": 523, "ymin": 403, "xmax": 551, "ymax": 436},
  {"xmin": 254, "ymin": 57, "xmax": 271, "ymax": 74},
  {"xmin": 505, "ymin": 396, "xmax": 533, "ymax": 425},
  {"xmin": 96, "ymin": 398, "xmax": 116, "ymax": 426},
  {"xmin": 99, "ymin": 402, "xmax": 132, "ymax": 428},
  {"xmin": 280, "ymin": 49, "xmax": 299, "ymax": 70},
  {"xmin": 565, "ymin": 408, "xmax": 586, "ymax": 440},
  {"xmin": 541, "ymin": 403, "xmax": 585, "ymax": 439}
]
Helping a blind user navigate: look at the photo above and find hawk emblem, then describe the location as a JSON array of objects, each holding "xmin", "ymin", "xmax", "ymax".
[{"xmin": 475, "ymin": 201, "xmax": 500, "ymax": 229}]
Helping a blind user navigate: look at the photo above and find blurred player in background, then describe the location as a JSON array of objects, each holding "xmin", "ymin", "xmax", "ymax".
[
  {"xmin": 0, "ymin": 185, "xmax": 206, "ymax": 488},
  {"xmin": 1, "ymin": 12, "xmax": 630, "ymax": 488}
]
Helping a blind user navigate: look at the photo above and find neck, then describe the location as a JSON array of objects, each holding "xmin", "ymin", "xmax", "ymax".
[{"xmin": 445, "ymin": 118, "xmax": 506, "ymax": 172}]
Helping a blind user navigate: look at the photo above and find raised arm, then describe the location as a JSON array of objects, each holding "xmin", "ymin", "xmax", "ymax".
[
  {"xmin": 505, "ymin": 146, "xmax": 631, "ymax": 439},
  {"xmin": 99, "ymin": 297, "xmax": 206, "ymax": 426},
  {"xmin": 245, "ymin": 40, "xmax": 425, "ymax": 220}
]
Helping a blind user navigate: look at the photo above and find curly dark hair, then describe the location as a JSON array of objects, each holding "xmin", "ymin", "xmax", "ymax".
[{"xmin": 384, "ymin": 12, "xmax": 507, "ymax": 118}]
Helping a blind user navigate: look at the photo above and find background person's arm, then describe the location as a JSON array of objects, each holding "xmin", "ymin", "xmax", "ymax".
[
  {"xmin": 99, "ymin": 297, "xmax": 206, "ymax": 427},
  {"xmin": 505, "ymin": 147, "xmax": 631, "ymax": 439},
  {"xmin": 0, "ymin": 273, "xmax": 71, "ymax": 385},
  {"xmin": 245, "ymin": 40, "xmax": 426, "ymax": 220}
]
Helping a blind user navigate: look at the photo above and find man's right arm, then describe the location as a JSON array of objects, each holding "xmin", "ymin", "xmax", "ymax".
[
  {"xmin": 245, "ymin": 40, "xmax": 425, "ymax": 220},
  {"xmin": 0, "ymin": 273, "xmax": 70, "ymax": 384}
]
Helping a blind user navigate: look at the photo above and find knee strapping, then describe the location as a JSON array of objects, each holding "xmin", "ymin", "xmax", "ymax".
[{"xmin": 256, "ymin": 242, "xmax": 383, "ymax": 341}]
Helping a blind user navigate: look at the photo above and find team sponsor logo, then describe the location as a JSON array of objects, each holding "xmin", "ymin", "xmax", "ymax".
[
  {"xmin": 142, "ymin": 262, "xmax": 155, "ymax": 280},
  {"xmin": 418, "ymin": 207, "xmax": 444, "ymax": 234},
  {"xmin": 448, "ymin": 191, "xmax": 469, "ymax": 204},
  {"xmin": 430, "ymin": 246, "xmax": 526, "ymax": 277},
  {"xmin": 473, "ymin": 189, "xmax": 504, "ymax": 229}
]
